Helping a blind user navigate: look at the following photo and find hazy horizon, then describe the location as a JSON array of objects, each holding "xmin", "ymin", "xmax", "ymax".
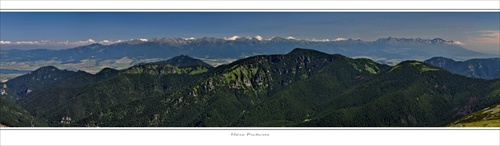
[{"xmin": 1, "ymin": 12, "xmax": 499, "ymax": 55}]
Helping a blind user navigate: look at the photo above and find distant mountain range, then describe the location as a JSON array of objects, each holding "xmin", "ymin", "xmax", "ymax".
[
  {"xmin": 2, "ymin": 48, "xmax": 498, "ymax": 127},
  {"xmin": 1, "ymin": 37, "xmax": 494, "ymax": 65},
  {"xmin": 425, "ymin": 57, "xmax": 500, "ymax": 79}
]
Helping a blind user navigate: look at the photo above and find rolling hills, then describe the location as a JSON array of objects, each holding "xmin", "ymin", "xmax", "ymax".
[
  {"xmin": 3, "ymin": 48, "xmax": 499, "ymax": 127},
  {"xmin": 6, "ymin": 55, "xmax": 213, "ymax": 126}
]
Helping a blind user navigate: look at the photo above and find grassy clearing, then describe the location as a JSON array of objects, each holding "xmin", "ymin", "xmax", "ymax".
[
  {"xmin": 189, "ymin": 68, "xmax": 209, "ymax": 75},
  {"xmin": 364, "ymin": 65, "xmax": 377, "ymax": 74},
  {"xmin": 448, "ymin": 104, "xmax": 500, "ymax": 127},
  {"xmin": 449, "ymin": 120, "xmax": 500, "ymax": 127}
]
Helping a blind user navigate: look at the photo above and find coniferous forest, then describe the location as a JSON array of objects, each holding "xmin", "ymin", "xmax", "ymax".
[{"xmin": 1, "ymin": 48, "xmax": 499, "ymax": 127}]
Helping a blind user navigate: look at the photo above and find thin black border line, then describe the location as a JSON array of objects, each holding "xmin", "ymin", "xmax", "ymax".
[
  {"xmin": 1, "ymin": 128, "xmax": 500, "ymax": 130},
  {"xmin": 0, "ymin": 145, "xmax": 498, "ymax": 146},
  {"xmin": 1, "ymin": 9, "xmax": 500, "ymax": 10},
  {"xmin": 1, "ymin": 145, "xmax": 498, "ymax": 146},
  {"xmin": 2, "ymin": 0, "xmax": 497, "ymax": 2}
]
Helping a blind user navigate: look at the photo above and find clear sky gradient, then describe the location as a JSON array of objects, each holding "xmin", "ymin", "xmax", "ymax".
[{"xmin": 0, "ymin": 12, "xmax": 499, "ymax": 54}]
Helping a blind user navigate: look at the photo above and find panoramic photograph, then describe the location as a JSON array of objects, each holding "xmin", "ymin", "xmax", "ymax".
[{"xmin": 0, "ymin": 12, "xmax": 499, "ymax": 127}]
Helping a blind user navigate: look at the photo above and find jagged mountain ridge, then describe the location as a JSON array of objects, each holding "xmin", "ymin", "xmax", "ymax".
[
  {"xmin": 4, "ymin": 48, "xmax": 500, "ymax": 127},
  {"xmin": 78, "ymin": 48, "xmax": 390, "ymax": 127},
  {"xmin": 7, "ymin": 55, "xmax": 213, "ymax": 126},
  {"xmin": 5, "ymin": 66, "xmax": 98, "ymax": 98},
  {"xmin": 1, "ymin": 37, "xmax": 492, "ymax": 65},
  {"xmin": 134, "ymin": 54, "xmax": 212, "ymax": 68},
  {"xmin": 425, "ymin": 57, "xmax": 500, "ymax": 79},
  {"xmin": 73, "ymin": 49, "xmax": 496, "ymax": 127},
  {"xmin": 296, "ymin": 61, "xmax": 498, "ymax": 126}
]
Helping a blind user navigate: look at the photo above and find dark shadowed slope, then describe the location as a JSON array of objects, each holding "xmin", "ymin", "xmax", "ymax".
[
  {"xmin": 425, "ymin": 57, "xmax": 500, "ymax": 79},
  {"xmin": 6, "ymin": 49, "xmax": 499, "ymax": 127}
]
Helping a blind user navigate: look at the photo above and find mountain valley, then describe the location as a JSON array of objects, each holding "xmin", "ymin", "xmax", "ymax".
[{"xmin": 2, "ymin": 37, "xmax": 495, "ymax": 76}]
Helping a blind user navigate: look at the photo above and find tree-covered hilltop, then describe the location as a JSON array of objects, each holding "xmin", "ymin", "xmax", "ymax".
[
  {"xmin": 5, "ymin": 48, "xmax": 500, "ymax": 127},
  {"xmin": 77, "ymin": 48, "xmax": 388, "ymax": 127},
  {"xmin": 296, "ymin": 62, "xmax": 498, "ymax": 127},
  {"xmin": 5, "ymin": 66, "xmax": 96, "ymax": 98},
  {"xmin": 76, "ymin": 48, "xmax": 497, "ymax": 127},
  {"xmin": 7, "ymin": 55, "xmax": 213, "ymax": 126}
]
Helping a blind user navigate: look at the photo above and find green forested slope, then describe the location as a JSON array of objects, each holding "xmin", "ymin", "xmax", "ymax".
[
  {"xmin": 10, "ymin": 55, "xmax": 212, "ymax": 126},
  {"xmin": 297, "ymin": 61, "xmax": 498, "ymax": 126},
  {"xmin": 448, "ymin": 79, "xmax": 500, "ymax": 127},
  {"xmin": 76, "ymin": 49, "xmax": 499, "ymax": 127},
  {"xmin": 1, "ymin": 96, "xmax": 47, "ymax": 127},
  {"xmin": 6, "ymin": 48, "xmax": 500, "ymax": 127},
  {"xmin": 76, "ymin": 48, "xmax": 387, "ymax": 126}
]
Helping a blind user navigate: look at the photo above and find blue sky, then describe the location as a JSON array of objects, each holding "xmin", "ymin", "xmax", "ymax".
[{"xmin": 1, "ymin": 12, "xmax": 499, "ymax": 54}]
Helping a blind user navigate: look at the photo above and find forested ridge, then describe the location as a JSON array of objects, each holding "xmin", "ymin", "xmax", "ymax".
[{"xmin": 1, "ymin": 48, "xmax": 499, "ymax": 127}]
